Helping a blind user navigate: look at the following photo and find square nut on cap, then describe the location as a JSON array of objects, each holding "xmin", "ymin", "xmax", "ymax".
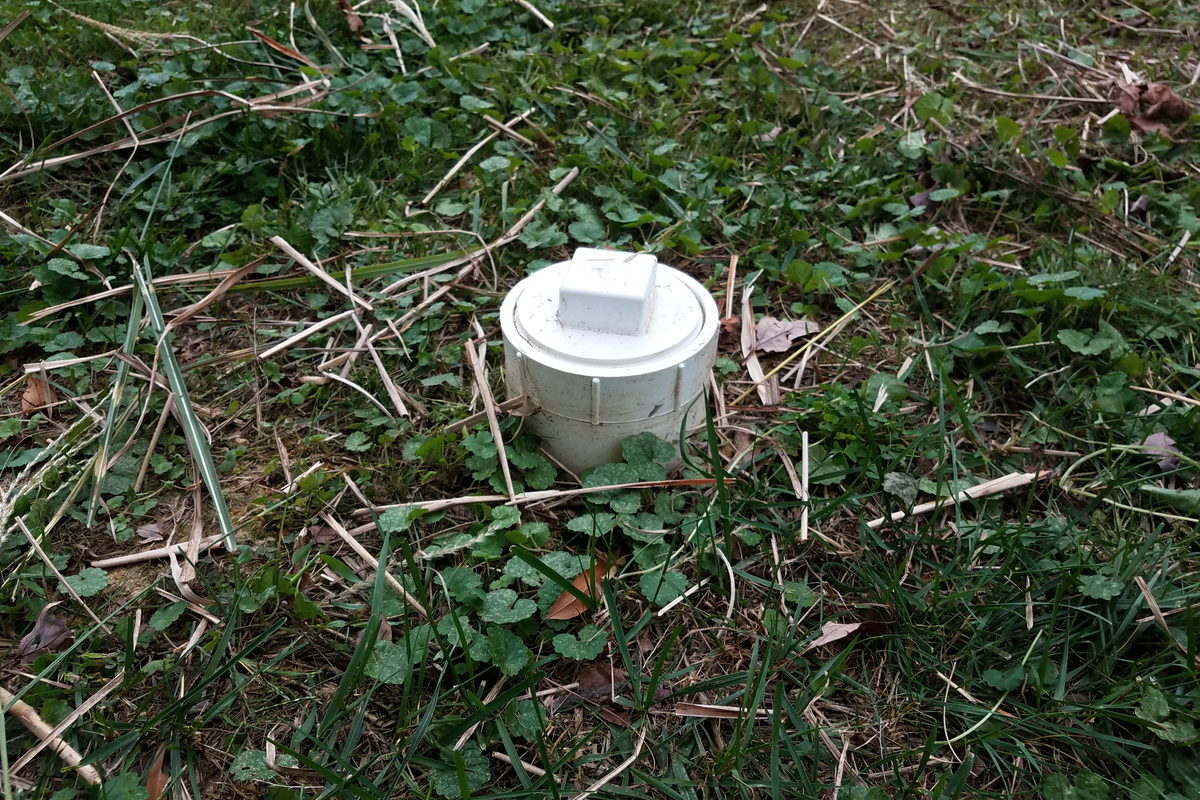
[{"xmin": 558, "ymin": 247, "xmax": 658, "ymax": 335}]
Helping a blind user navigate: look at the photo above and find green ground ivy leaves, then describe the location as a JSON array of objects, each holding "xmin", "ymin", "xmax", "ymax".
[
  {"xmin": 432, "ymin": 743, "xmax": 490, "ymax": 799},
  {"xmin": 553, "ymin": 624, "xmax": 607, "ymax": 660},
  {"xmin": 479, "ymin": 589, "xmax": 537, "ymax": 624}
]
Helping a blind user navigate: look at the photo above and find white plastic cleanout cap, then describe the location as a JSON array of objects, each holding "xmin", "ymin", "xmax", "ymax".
[{"xmin": 500, "ymin": 247, "xmax": 719, "ymax": 475}]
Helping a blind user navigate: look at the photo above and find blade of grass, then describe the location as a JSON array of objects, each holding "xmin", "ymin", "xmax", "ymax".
[
  {"xmin": 132, "ymin": 259, "xmax": 235, "ymax": 550},
  {"xmin": 87, "ymin": 286, "xmax": 145, "ymax": 527}
]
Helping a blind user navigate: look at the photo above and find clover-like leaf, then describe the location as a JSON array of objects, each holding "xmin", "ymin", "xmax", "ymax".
[
  {"xmin": 432, "ymin": 742, "xmax": 490, "ymax": 799},
  {"xmin": 64, "ymin": 567, "xmax": 108, "ymax": 598},
  {"xmin": 504, "ymin": 698, "xmax": 545, "ymax": 741},
  {"xmin": 148, "ymin": 601, "xmax": 188, "ymax": 632},
  {"xmin": 229, "ymin": 750, "xmax": 273, "ymax": 782},
  {"xmin": 479, "ymin": 589, "xmax": 537, "ymax": 624},
  {"xmin": 1078, "ymin": 574, "xmax": 1123, "ymax": 600},
  {"xmin": 567, "ymin": 512, "xmax": 618, "ymax": 536},
  {"xmin": 639, "ymin": 572, "xmax": 688, "ymax": 607},
  {"xmin": 379, "ymin": 505, "xmax": 419, "ymax": 534},
  {"xmin": 981, "ymin": 665, "xmax": 1025, "ymax": 691},
  {"xmin": 553, "ymin": 624, "xmax": 607, "ymax": 660},
  {"xmin": 882, "ymin": 472, "xmax": 918, "ymax": 508},
  {"xmin": 485, "ymin": 626, "xmax": 530, "ymax": 675}
]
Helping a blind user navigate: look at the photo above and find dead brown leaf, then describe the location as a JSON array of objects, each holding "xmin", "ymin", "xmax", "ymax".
[
  {"xmin": 1115, "ymin": 81, "xmax": 1141, "ymax": 116},
  {"xmin": 598, "ymin": 706, "xmax": 631, "ymax": 727},
  {"xmin": 1130, "ymin": 116, "xmax": 1174, "ymax": 140},
  {"xmin": 21, "ymin": 376, "xmax": 56, "ymax": 415},
  {"xmin": 801, "ymin": 620, "xmax": 886, "ymax": 653},
  {"xmin": 1143, "ymin": 83, "xmax": 1192, "ymax": 122},
  {"xmin": 137, "ymin": 522, "xmax": 165, "ymax": 542},
  {"xmin": 577, "ymin": 662, "xmax": 627, "ymax": 693},
  {"xmin": 1114, "ymin": 82, "xmax": 1193, "ymax": 128},
  {"xmin": 18, "ymin": 601, "xmax": 72, "ymax": 663},
  {"xmin": 755, "ymin": 316, "xmax": 820, "ymax": 354},
  {"xmin": 146, "ymin": 745, "xmax": 169, "ymax": 800},
  {"xmin": 718, "ymin": 315, "xmax": 740, "ymax": 352},
  {"xmin": 357, "ymin": 615, "xmax": 392, "ymax": 647},
  {"xmin": 1142, "ymin": 432, "xmax": 1181, "ymax": 472},
  {"xmin": 336, "ymin": 0, "xmax": 365, "ymax": 33},
  {"xmin": 546, "ymin": 555, "xmax": 608, "ymax": 621},
  {"xmin": 308, "ymin": 524, "xmax": 338, "ymax": 544}
]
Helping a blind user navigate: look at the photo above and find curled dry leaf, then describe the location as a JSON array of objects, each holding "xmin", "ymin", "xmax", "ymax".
[
  {"xmin": 21, "ymin": 376, "xmax": 57, "ymax": 415},
  {"xmin": 1142, "ymin": 432, "xmax": 1182, "ymax": 472},
  {"xmin": 357, "ymin": 615, "xmax": 392, "ymax": 647},
  {"xmin": 146, "ymin": 745, "xmax": 169, "ymax": 800},
  {"xmin": 801, "ymin": 619, "xmax": 886, "ymax": 654},
  {"xmin": 718, "ymin": 315, "xmax": 740, "ymax": 352},
  {"xmin": 546, "ymin": 555, "xmax": 609, "ymax": 621},
  {"xmin": 1115, "ymin": 81, "xmax": 1141, "ymax": 116},
  {"xmin": 308, "ymin": 524, "xmax": 338, "ymax": 544},
  {"xmin": 1114, "ymin": 81, "xmax": 1194, "ymax": 124},
  {"xmin": 1142, "ymin": 83, "xmax": 1192, "ymax": 123},
  {"xmin": 1130, "ymin": 117, "xmax": 1174, "ymax": 140},
  {"xmin": 18, "ymin": 601, "xmax": 72, "ymax": 663},
  {"xmin": 755, "ymin": 316, "xmax": 821, "ymax": 354},
  {"xmin": 336, "ymin": 0, "xmax": 365, "ymax": 33},
  {"xmin": 137, "ymin": 521, "xmax": 165, "ymax": 542}
]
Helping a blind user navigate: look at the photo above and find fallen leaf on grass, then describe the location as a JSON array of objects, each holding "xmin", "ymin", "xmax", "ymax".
[
  {"xmin": 801, "ymin": 620, "xmax": 886, "ymax": 653},
  {"xmin": 718, "ymin": 315, "xmax": 740, "ymax": 352},
  {"xmin": 21, "ymin": 376, "xmax": 56, "ymax": 415},
  {"xmin": 1130, "ymin": 117, "xmax": 1174, "ymax": 140},
  {"xmin": 146, "ymin": 745, "xmax": 168, "ymax": 800},
  {"xmin": 755, "ymin": 316, "xmax": 820, "ymax": 354},
  {"xmin": 18, "ymin": 601, "xmax": 72, "ymax": 663},
  {"xmin": 1114, "ymin": 81, "xmax": 1194, "ymax": 125},
  {"xmin": 546, "ymin": 554, "xmax": 608, "ymax": 621},
  {"xmin": 308, "ymin": 524, "xmax": 338, "ymax": 544},
  {"xmin": 598, "ymin": 706, "xmax": 631, "ymax": 727},
  {"xmin": 336, "ymin": 0, "xmax": 365, "ymax": 33},
  {"xmin": 1142, "ymin": 83, "xmax": 1193, "ymax": 122},
  {"xmin": 137, "ymin": 522, "xmax": 165, "ymax": 542},
  {"xmin": 1115, "ymin": 81, "xmax": 1141, "ymax": 116},
  {"xmin": 1141, "ymin": 432, "xmax": 1181, "ymax": 472}
]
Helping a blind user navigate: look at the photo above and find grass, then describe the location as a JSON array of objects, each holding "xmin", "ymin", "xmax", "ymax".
[{"xmin": 1, "ymin": 0, "xmax": 1200, "ymax": 797}]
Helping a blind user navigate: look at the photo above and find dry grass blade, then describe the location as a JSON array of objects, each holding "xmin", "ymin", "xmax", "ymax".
[
  {"xmin": 445, "ymin": 394, "xmax": 528, "ymax": 434},
  {"xmin": 269, "ymin": 236, "xmax": 372, "ymax": 311},
  {"xmin": 132, "ymin": 260, "xmax": 236, "ymax": 550},
  {"xmin": 510, "ymin": 0, "xmax": 554, "ymax": 28},
  {"xmin": 0, "ymin": 10, "xmax": 30, "ymax": 46},
  {"xmin": 418, "ymin": 110, "xmax": 533, "ymax": 207},
  {"xmin": 674, "ymin": 702, "xmax": 772, "ymax": 720},
  {"xmin": 0, "ymin": 685, "xmax": 103, "ymax": 785},
  {"xmin": 571, "ymin": 725, "xmax": 647, "ymax": 800},
  {"xmin": 465, "ymin": 341, "xmax": 515, "ymax": 499},
  {"xmin": 247, "ymin": 26, "xmax": 324, "ymax": 70},
  {"xmin": 8, "ymin": 670, "xmax": 125, "ymax": 777},
  {"xmin": 90, "ymin": 535, "xmax": 224, "ymax": 569},
  {"xmin": 259, "ymin": 308, "xmax": 357, "ymax": 360},
  {"xmin": 89, "ymin": 285, "xmax": 144, "ymax": 526},
  {"xmin": 15, "ymin": 519, "xmax": 112, "ymax": 634},
  {"xmin": 364, "ymin": 336, "xmax": 412, "ymax": 418},
  {"xmin": 166, "ymin": 261, "xmax": 260, "ymax": 329},
  {"xmin": 318, "ymin": 512, "xmax": 429, "ymax": 618},
  {"xmin": 866, "ymin": 469, "xmax": 1053, "ymax": 529},
  {"xmin": 319, "ymin": 372, "xmax": 397, "ymax": 422},
  {"xmin": 731, "ymin": 280, "xmax": 896, "ymax": 405}
]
